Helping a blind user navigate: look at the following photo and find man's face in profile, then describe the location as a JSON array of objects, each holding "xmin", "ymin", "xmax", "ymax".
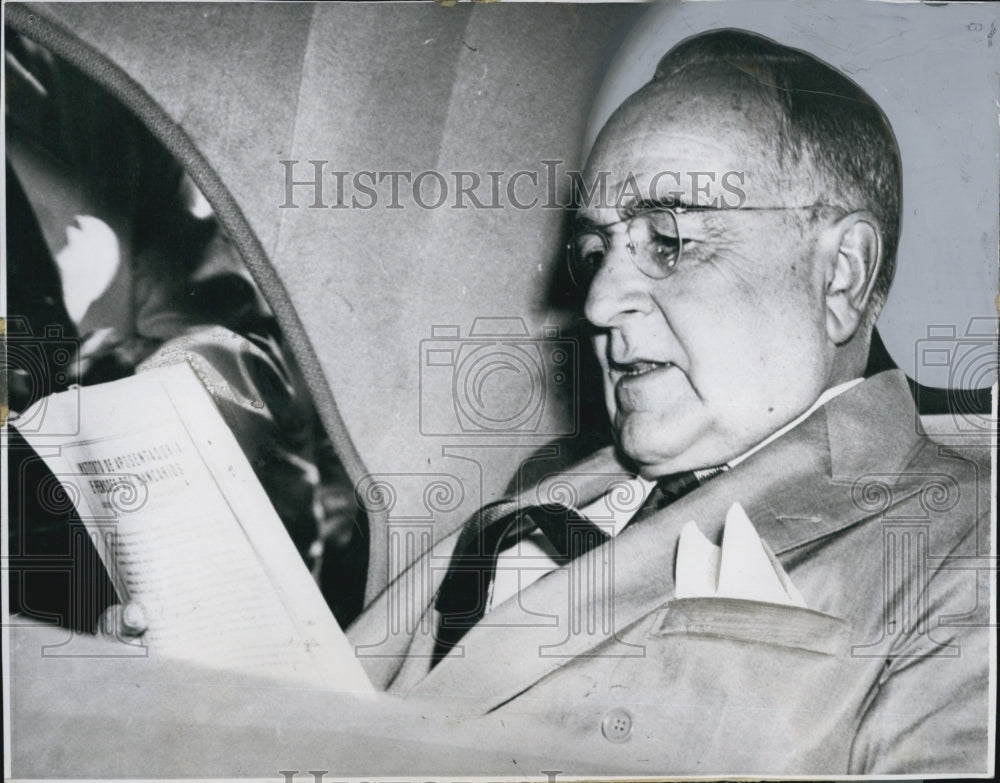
[{"xmin": 581, "ymin": 69, "xmax": 841, "ymax": 477}]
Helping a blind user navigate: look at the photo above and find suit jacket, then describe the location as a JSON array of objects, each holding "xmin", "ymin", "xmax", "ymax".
[{"xmin": 347, "ymin": 370, "xmax": 991, "ymax": 775}]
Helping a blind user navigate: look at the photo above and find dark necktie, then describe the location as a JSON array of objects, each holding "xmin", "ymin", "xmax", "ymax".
[
  {"xmin": 432, "ymin": 466, "xmax": 725, "ymax": 665},
  {"xmin": 630, "ymin": 464, "xmax": 728, "ymax": 524},
  {"xmin": 432, "ymin": 500, "xmax": 600, "ymax": 665}
]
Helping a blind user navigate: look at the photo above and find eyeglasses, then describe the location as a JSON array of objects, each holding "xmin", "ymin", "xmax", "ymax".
[{"xmin": 566, "ymin": 203, "xmax": 835, "ymax": 290}]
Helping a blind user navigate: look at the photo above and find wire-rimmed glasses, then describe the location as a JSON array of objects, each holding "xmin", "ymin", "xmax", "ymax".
[{"xmin": 566, "ymin": 203, "xmax": 835, "ymax": 291}]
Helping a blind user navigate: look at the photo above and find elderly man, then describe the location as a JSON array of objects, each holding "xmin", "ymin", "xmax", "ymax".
[{"xmin": 347, "ymin": 29, "xmax": 990, "ymax": 774}]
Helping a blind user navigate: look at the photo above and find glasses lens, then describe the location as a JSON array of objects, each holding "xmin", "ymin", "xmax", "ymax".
[
  {"xmin": 633, "ymin": 209, "xmax": 682, "ymax": 279},
  {"xmin": 567, "ymin": 232, "xmax": 605, "ymax": 289},
  {"xmin": 566, "ymin": 209, "xmax": 683, "ymax": 289}
]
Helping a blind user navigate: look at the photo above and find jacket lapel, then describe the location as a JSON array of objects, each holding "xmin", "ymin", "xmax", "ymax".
[
  {"xmin": 749, "ymin": 369, "xmax": 922, "ymax": 554},
  {"xmin": 407, "ymin": 372, "xmax": 922, "ymax": 711},
  {"xmin": 347, "ymin": 447, "xmax": 633, "ymax": 690}
]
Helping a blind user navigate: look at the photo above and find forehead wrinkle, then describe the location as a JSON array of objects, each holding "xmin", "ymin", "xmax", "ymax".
[
  {"xmin": 588, "ymin": 116, "xmax": 753, "ymax": 174},
  {"xmin": 594, "ymin": 129, "xmax": 733, "ymax": 163}
]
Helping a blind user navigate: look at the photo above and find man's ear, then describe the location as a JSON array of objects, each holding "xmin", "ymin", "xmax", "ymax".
[{"xmin": 824, "ymin": 213, "xmax": 883, "ymax": 345}]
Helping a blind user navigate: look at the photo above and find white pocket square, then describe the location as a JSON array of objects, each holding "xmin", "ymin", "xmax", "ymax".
[{"xmin": 675, "ymin": 502, "xmax": 806, "ymax": 607}]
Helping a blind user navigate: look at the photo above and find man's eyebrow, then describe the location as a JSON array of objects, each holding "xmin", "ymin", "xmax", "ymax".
[
  {"xmin": 572, "ymin": 196, "xmax": 706, "ymax": 231},
  {"xmin": 620, "ymin": 196, "xmax": 693, "ymax": 219},
  {"xmin": 571, "ymin": 214, "xmax": 604, "ymax": 231}
]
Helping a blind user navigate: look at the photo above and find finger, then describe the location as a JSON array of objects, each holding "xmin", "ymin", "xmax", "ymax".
[
  {"xmin": 98, "ymin": 603, "xmax": 148, "ymax": 639},
  {"xmin": 98, "ymin": 604, "xmax": 124, "ymax": 638},
  {"xmin": 121, "ymin": 602, "xmax": 149, "ymax": 636}
]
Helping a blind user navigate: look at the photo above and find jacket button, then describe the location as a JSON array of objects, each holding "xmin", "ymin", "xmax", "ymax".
[{"xmin": 600, "ymin": 708, "xmax": 633, "ymax": 742}]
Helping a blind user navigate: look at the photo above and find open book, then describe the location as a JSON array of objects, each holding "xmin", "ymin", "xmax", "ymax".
[{"xmin": 16, "ymin": 361, "xmax": 373, "ymax": 693}]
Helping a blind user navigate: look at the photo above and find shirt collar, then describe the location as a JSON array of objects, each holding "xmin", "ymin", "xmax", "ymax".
[{"xmin": 726, "ymin": 377, "xmax": 863, "ymax": 469}]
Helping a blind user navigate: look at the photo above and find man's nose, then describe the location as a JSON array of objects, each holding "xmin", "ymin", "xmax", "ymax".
[{"xmin": 583, "ymin": 241, "xmax": 654, "ymax": 328}]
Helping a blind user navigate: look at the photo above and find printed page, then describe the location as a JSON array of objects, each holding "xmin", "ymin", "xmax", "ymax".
[{"xmin": 18, "ymin": 362, "xmax": 373, "ymax": 693}]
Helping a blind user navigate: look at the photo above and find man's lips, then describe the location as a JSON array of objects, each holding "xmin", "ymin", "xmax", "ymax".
[
  {"xmin": 609, "ymin": 360, "xmax": 684, "ymax": 410},
  {"xmin": 609, "ymin": 359, "xmax": 676, "ymax": 379}
]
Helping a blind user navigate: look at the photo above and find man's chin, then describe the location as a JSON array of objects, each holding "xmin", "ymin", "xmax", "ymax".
[{"xmin": 613, "ymin": 413, "xmax": 702, "ymax": 476}]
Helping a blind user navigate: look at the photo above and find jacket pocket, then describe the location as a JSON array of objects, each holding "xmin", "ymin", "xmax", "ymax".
[{"xmin": 651, "ymin": 596, "xmax": 849, "ymax": 657}]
